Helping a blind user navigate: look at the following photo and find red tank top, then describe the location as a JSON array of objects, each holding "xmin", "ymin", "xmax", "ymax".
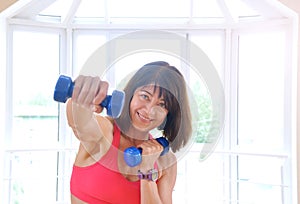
[{"xmin": 70, "ymin": 124, "xmax": 140, "ymax": 204}]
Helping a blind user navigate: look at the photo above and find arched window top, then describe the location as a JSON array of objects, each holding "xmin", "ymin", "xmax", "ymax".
[{"xmin": 8, "ymin": 0, "xmax": 291, "ymax": 27}]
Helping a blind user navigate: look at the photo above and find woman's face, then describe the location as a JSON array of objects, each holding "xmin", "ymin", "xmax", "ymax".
[{"xmin": 129, "ymin": 85, "xmax": 168, "ymax": 132}]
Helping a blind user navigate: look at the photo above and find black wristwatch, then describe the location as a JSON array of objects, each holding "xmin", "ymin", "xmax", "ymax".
[{"xmin": 138, "ymin": 169, "xmax": 158, "ymax": 182}]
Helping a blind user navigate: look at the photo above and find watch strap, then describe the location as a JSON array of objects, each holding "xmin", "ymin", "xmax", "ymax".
[{"xmin": 138, "ymin": 169, "xmax": 158, "ymax": 182}]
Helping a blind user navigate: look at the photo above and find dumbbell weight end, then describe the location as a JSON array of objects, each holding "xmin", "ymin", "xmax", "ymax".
[
  {"xmin": 53, "ymin": 75, "xmax": 124, "ymax": 118},
  {"xmin": 124, "ymin": 137, "xmax": 169, "ymax": 167}
]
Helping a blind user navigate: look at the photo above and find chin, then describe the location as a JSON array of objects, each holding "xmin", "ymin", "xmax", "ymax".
[{"xmin": 131, "ymin": 123, "xmax": 153, "ymax": 134}]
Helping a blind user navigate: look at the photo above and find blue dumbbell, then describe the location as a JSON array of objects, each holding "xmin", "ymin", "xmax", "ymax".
[
  {"xmin": 124, "ymin": 137, "xmax": 170, "ymax": 167},
  {"xmin": 53, "ymin": 75, "xmax": 125, "ymax": 118}
]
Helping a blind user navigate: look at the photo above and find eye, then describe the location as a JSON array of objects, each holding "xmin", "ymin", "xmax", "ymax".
[
  {"xmin": 139, "ymin": 92, "xmax": 150, "ymax": 100},
  {"xmin": 158, "ymin": 101, "xmax": 166, "ymax": 109}
]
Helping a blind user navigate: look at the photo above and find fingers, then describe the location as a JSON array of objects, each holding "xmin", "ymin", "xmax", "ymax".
[
  {"xmin": 137, "ymin": 139, "xmax": 164, "ymax": 170},
  {"xmin": 138, "ymin": 139, "xmax": 164, "ymax": 156},
  {"xmin": 72, "ymin": 75, "xmax": 109, "ymax": 111},
  {"xmin": 93, "ymin": 81, "xmax": 109, "ymax": 105}
]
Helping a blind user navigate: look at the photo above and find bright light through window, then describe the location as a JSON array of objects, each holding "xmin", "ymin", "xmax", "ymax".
[
  {"xmin": 2, "ymin": 1, "xmax": 296, "ymax": 204},
  {"xmin": 7, "ymin": 30, "xmax": 60, "ymax": 204},
  {"xmin": 238, "ymin": 31, "xmax": 286, "ymax": 151}
]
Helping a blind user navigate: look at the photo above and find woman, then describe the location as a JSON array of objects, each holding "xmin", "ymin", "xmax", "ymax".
[{"xmin": 67, "ymin": 61, "xmax": 192, "ymax": 204}]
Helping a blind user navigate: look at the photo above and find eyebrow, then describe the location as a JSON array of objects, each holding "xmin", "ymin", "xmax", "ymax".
[{"xmin": 140, "ymin": 89, "xmax": 153, "ymax": 96}]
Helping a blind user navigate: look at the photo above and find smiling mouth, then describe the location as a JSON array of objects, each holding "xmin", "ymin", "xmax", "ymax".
[{"xmin": 137, "ymin": 112, "xmax": 152, "ymax": 122}]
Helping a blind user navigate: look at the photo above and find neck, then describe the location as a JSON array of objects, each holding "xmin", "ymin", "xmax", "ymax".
[{"xmin": 122, "ymin": 125, "xmax": 149, "ymax": 144}]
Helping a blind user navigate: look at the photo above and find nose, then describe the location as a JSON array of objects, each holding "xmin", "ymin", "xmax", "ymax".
[{"xmin": 145, "ymin": 101, "xmax": 156, "ymax": 115}]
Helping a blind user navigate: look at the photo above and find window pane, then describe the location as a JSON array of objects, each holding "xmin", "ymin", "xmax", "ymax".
[
  {"xmin": 12, "ymin": 30, "xmax": 59, "ymax": 147},
  {"xmin": 239, "ymin": 155, "xmax": 283, "ymax": 185},
  {"xmin": 237, "ymin": 30, "xmax": 288, "ymax": 204},
  {"xmin": 111, "ymin": 52, "xmax": 182, "ymax": 89},
  {"xmin": 8, "ymin": 29, "xmax": 60, "ymax": 204},
  {"xmin": 238, "ymin": 31, "xmax": 286, "ymax": 151},
  {"xmin": 193, "ymin": 0, "xmax": 223, "ymax": 18},
  {"xmin": 189, "ymin": 33, "xmax": 224, "ymax": 145},
  {"xmin": 190, "ymin": 33, "xmax": 224, "ymax": 76},
  {"xmin": 40, "ymin": 0, "xmax": 73, "ymax": 18},
  {"xmin": 6, "ymin": 151, "xmax": 57, "ymax": 204},
  {"xmin": 223, "ymin": 0, "xmax": 261, "ymax": 18},
  {"xmin": 239, "ymin": 182, "xmax": 283, "ymax": 204},
  {"xmin": 174, "ymin": 153, "xmax": 227, "ymax": 204},
  {"xmin": 73, "ymin": 33, "xmax": 107, "ymax": 75},
  {"xmin": 109, "ymin": 0, "xmax": 190, "ymax": 18},
  {"xmin": 238, "ymin": 155, "xmax": 285, "ymax": 204},
  {"xmin": 75, "ymin": 0, "xmax": 105, "ymax": 18},
  {"xmin": 11, "ymin": 117, "xmax": 57, "ymax": 147}
]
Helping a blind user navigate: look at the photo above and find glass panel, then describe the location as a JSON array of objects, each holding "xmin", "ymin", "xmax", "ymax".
[
  {"xmin": 37, "ymin": 0, "xmax": 264, "ymax": 24},
  {"xmin": 111, "ymin": 51, "xmax": 182, "ymax": 89},
  {"xmin": 73, "ymin": 33, "xmax": 107, "ymax": 75},
  {"xmin": 109, "ymin": 0, "xmax": 190, "ymax": 18},
  {"xmin": 224, "ymin": 0, "xmax": 260, "ymax": 18},
  {"xmin": 108, "ymin": 17, "xmax": 190, "ymax": 24},
  {"xmin": 189, "ymin": 33, "xmax": 224, "ymax": 145},
  {"xmin": 174, "ymin": 152, "xmax": 227, "ymax": 204},
  {"xmin": 40, "ymin": 0, "xmax": 73, "ymax": 18},
  {"xmin": 238, "ymin": 30, "xmax": 286, "ymax": 151},
  {"xmin": 193, "ymin": 0, "xmax": 223, "ymax": 18},
  {"xmin": 7, "ymin": 151, "xmax": 57, "ymax": 204},
  {"xmin": 75, "ymin": 0, "xmax": 105, "ymax": 18},
  {"xmin": 12, "ymin": 30, "xmax": 60, "ymax": 148},
  {"xmin": 189, "ymin": 33, "xmax": 224, "ymax": 74},
  {"xmin": 11, "ymin": 116, "xmax": 57, "ymax": 147},
  {"xmin": 238, "ymin": 155, "xmax": 283, "ymax": 186},
  {"xmin": 239, "ymin": 183, "xmax": 283, "ymax": 204},
  {"xmin": 238, "ymin": 155, "xmax": 285, "ymax": 204}
]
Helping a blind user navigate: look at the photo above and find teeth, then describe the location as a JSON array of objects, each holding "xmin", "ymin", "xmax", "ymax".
[{"xmin": 139, "ymin": 113, "xmax": 150, "ymax": 121}]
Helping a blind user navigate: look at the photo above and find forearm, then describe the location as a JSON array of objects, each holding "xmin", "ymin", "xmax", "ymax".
[
  {"xmin": 140, "ymin": 180, "xmax": 163, "ymax": 204},
  {"xmin": 67, "ymin": 99, "xmax": 104, "ymax": 142}
]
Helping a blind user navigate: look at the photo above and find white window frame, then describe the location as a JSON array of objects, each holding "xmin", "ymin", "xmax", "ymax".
[
  {"xmin": 0, "ymin": 1, "xmax": 298, "ymax": 204},
  {"xmin": 228, "ymin": 22, "xmax": 297, "ymax": 203}
]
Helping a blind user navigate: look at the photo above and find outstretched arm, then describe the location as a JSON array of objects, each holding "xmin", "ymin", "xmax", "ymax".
[{"xmin": 66, "ymin": 75, "xmax": 110, "ymax": 145}]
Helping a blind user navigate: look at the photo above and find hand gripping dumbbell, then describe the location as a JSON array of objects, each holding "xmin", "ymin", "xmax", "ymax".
[
  {"xmin": 124, "ymin": 137, "xmax": 170, "ymax": 167},
  {"xmin": 53, "ymin": 75, "xmax": 125, "ymax": 118}
]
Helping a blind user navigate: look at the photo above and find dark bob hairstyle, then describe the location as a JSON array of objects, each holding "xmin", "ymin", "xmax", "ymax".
[{"xmin": 116, "ymin": 61, "xmax": 192, "ymax": 153}]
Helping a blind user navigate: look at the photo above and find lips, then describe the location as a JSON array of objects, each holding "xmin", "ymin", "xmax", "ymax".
[{"xmin": 137, "ymin": 112, "xmax": 152, "ymax": 123}]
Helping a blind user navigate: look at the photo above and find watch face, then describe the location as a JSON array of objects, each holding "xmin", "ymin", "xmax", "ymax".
[{"xmin": 149, "ymin": 169, "xmax": 158, "ymax": 182}]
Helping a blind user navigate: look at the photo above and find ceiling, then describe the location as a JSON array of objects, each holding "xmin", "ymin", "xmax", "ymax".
[{"xmin": 1, "ymin": 0, "xmax": 291, "ymax": 28}]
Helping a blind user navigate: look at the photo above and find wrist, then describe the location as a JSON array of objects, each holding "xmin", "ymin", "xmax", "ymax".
[{"xmin": 138, "ymin": 169, "xmax": 158, "ymax": 182}]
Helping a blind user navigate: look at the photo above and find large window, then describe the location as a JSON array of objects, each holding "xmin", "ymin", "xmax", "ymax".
[
  {"xmin": 236, "ymin": 29, "xmax": 290, "ymax": 203},
  {"xmin": 1, "ymin": 1, "xmax": 297, "ymax": 204},
  {"xmin": 4, "ymin": 28, "xmax": 74, "ymax": 204}
]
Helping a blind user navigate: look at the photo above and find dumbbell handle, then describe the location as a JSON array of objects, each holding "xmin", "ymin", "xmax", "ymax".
[
  {"xmin": 123, "ymin": 137, "xmax": 169, "ymax": 167},
  {"xmin": 53, "ymin": 75, "xmax": 125, "ymax": 118}
]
